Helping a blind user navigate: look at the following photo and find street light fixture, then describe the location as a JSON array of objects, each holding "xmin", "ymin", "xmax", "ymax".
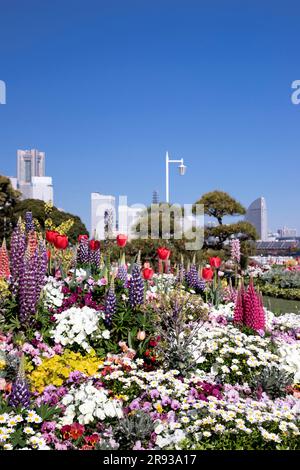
[
  {"xmin": 165, "ymin": 151, "xmax": 187, "ymax": 203},
  {"xmin": 178, "ymin": 162, "xmax": 187, "ymax": 176}
]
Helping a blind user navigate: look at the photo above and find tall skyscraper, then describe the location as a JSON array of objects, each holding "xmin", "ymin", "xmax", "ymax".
[
  {"xmin": 245, "ymin": 197, "xmax": 268, "ymax": 241},
  {"xmin": 9, "ymin": 149, "xmax": 53, "ymax": 203},
  {"xmin": 17, "ymin": 149, "xmax": 45, "ymax": 183}
]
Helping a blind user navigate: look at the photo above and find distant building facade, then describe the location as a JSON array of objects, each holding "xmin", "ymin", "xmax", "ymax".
[
  {"xmin": 9, "ymin": 149, "xmax": 53, "ymax": 203},
  {"xmin": 277, "ymin": 226, "xmax": 298, "ymax": 239},
  {"xmin": 256, "ymin": 240, "xmax": 300, "ymax": 256},
  {"xmin": 245, "ymin": 197, "xmax": 268, "ymax": 241},
  {"xmin": 91, "ymin": 193, "xmax": 116, "ymax": 240},
  {"xmin": 31, "ymin": 176, "xmax": 53, "ymax": 202},
  {"xmin": 17, "ymin": 149, "xmax": 45, "ymax": 183},
  {"xmin": 91, "ymin": 193, "xmax": 145, "ymax": 240}
]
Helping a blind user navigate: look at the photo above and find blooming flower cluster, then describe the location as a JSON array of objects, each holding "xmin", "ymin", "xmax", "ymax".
[
  {"xmin": 28, "ymin": 349, "xmax": 103, "ymax": 392},
  {"xmin": 60, "ymin": 380, "xmax": 123, "ymax": 425},
  {"xmin": 151, "ymin": 274, "xmax": 177, "ymax": 293},
  {"xmin": 51, "ymin": 306, "xmax": 110, "ymax": 352},
  {"xmin": 0, "ymin": 410, "xmax": 49, "ymax": 450},
  {"xmin": 191, "ymin": 323, "xmax": 281, "ymax": 383},
  {"xmin": 43, "ymin": 277, "xmax": 64, "ymax": 309},
  {"xmin": 96, "ymin": 361, "xmax": 300, "ymax": 449},
  {"xmin": 1, "ymin": 221, "xmax": 300, "ymax": 451}
]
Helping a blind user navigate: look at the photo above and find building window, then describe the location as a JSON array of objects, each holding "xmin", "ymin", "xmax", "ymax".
[{"xmin": 24, "ymin": 160, "xmax": 31, "ymax": 182}]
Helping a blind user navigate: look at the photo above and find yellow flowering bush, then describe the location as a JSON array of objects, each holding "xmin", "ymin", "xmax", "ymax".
[
  {"xmin": 28, "ymin": 350, "xmax": 103, "ymax": 393},
  {"xmin": 44, "ymin": 201, "xmax": 74, "ymax": 235},
  {"xmin": 0, "ymin": 278, "xmax": 10, "ymax": 301}
]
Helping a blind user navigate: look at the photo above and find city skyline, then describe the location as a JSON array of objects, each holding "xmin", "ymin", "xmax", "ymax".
[
  {"xmin": 1, "ymin": 146, "xmax": 299, "ymax": 235},
  {"xmin": 1, "ymin": 2, "xmax": 300, "ymax": 232}
]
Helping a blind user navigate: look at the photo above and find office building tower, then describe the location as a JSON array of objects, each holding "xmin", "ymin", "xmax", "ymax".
[
  {"xmin": 245, "ymin": 197, "xmax": 268, "ymax": 241},
  {"xmin": 12, "ymin": 149, "xmax": 53, "ymax": 203},
  {"xmin": 17, "ymin": 149, "xmax": 45, "ymax": 184}
]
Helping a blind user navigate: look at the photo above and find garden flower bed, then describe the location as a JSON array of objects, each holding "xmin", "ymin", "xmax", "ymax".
[{"xmin": 0, "ymin": 213, "xmax": 299, "ymax": 451}]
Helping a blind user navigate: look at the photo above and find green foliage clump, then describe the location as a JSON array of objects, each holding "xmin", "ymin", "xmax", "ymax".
[{"xmin": 250, "ymin": 366, "xmax": 294, "ymax": 399}]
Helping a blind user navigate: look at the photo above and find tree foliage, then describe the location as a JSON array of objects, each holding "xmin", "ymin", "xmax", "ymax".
[
  {"xmin": 133, "ymin": 204, "xmax": 183, "ymax": 239},
  {"xmin": 196, "ymin": 190, "xmax": 246, "ymax": 225},
  {"xmin": 195, "ymin": 190, "xmax": 258, "ymax": 251},
  {"xmin": 204, "ymin": 221, "xmax": 258, "ymax": 250},
  {"xmin": 0, "ymin": 175, "xmax": 21, "ymax": 241}
]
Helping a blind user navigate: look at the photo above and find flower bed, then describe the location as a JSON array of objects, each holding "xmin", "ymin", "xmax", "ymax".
[{"xmin": 0, "ymin": 214, "xmax": 299, "ymax": 450}]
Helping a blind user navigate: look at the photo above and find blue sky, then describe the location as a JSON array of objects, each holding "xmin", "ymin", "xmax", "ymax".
[{"xmin": 0, "ymin": 0, "xmax": 300, "ymax": 233}]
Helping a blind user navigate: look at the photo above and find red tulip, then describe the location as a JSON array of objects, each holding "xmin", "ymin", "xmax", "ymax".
[
  {"xmin": 78, "ymin": 234, "xmax": 89, "ymax": 243},
  {"xmin": 46, "ymin": 230, "xmax": 59, "ymax": 244},
  {"xmin": 142, "ymin": 267, "xmax": 154, "ymax": 280},
  {"xmin": 47, "ymin": 249, "xmax": 51, "ymax": 261},
  {"xmin": 209, "ymin": 257, "xmax": 222, "ymax": 269},
  {"xmin": 89, "ymin": 239, "xmax": 100, "ymax": 251},
  {"xmin": 53, "ymin": 234, "xmax": 69, "ymax": 250},
  {"xmin": 202, "ymin": 267, "xmax": 214, "ymax": 281},
  {"xmin": 116, "ymin": 234, "xmax": 128, "ymax": 247},
  {"xmin": 157, "ymin": 247, "xmax": 171, "ymax": 260}
]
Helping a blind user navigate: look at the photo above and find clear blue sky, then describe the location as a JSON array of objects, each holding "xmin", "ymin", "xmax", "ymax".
[{"xmin": 0, "ymin": 0, "xmax": 300, "ymax": 233}]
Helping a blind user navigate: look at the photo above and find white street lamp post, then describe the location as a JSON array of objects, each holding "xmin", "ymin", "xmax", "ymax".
[{"xmin": 165, "ymin": 151, "xmax": 187, "ymax": 203}]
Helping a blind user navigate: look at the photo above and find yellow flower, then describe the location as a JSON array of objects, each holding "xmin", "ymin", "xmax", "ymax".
[
  {"xmin": 29, "ymin": 350, "xmax": 103, "ymax": 393},
  {"xmin": 155, "ymin": 404, "xmax": 163, "ymax": 414}
]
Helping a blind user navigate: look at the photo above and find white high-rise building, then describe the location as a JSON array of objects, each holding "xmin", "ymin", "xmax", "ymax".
[
  {"xmin": 245, "ymin": 197, "xmax": 268, "ymax": 241},
  {"xmin": 10, "ymin": 149, "xmax": 54, "ymax": 203},
  {"xmin": 17, "ymin": 149, "xmax": 45, "ymax": 183},
  {"xmin": 31, "ymin": 177, "xmax": 53, "ymax": 202},
  {"xmin": 91, "ymin": 193, "xmax": 116, "ymax": 240},
  {"xmin": 91, "ymin": 194, "xmax": 146, "ymax": 240}
]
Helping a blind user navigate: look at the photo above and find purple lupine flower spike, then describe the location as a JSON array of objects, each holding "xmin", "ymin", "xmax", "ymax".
[
  {"xmin": 117, "ymin": 264, "xmax": 127, "ymax": 285},
  {"xmin": 89, "ymin": 248, "xmax": 101, "ymax": 270},
  {"xmin": 25, "ymin": 211, "xmax": 35, "ymax": 233},
  {"xmin": 9, "ymin": 356, "xmax": 31, "ymax": 409},
  {"xmin": 129, "ymin": 263, "xmax": 144, "ymax": 309},
  {"xmin": 104, "ymin": 281, "xmax": 116, "ymax": 328},
  {"xmin": 186, "ymin": 264, "xmax": 199, "ymax": 288},
  {"xmin": 186, "ymin": 264, "xmax": 205, "ymax": 292},
  {"xmin": 77, "ymin": 238, "xmax": 89, "ymax": 265},
  {"xmin": 10, "ymin": 219, "xmax": 26, "ymax": 295},
  {"xmin": 19, "ymin": 248, "xmax": 39, "ymax": 326}
]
